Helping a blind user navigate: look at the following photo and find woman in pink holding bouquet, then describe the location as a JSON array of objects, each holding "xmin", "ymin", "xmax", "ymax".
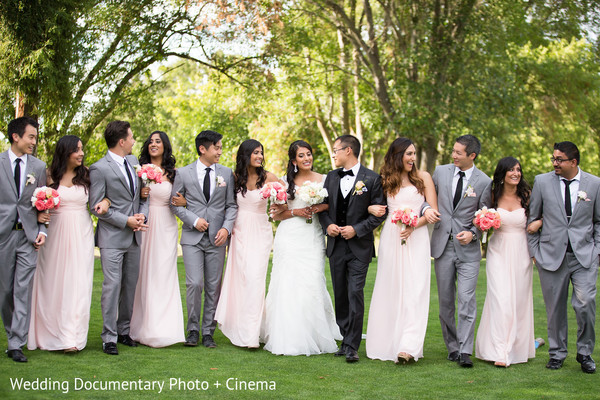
[
  {"xmin": 365, "ymin": 137, "xmax": 438, "ymax": 364},
  {"xmin": 129, "ymin": 131, "xmax": 185, "ymax": 347},
  {"xmin": 28, "ymin": 135, "xmax": 100, "ymax": 352},
  {"xmin": 475, "ymin": 156, "xmax": 538, "ymax": 367},
  {"xmin": 215, "ymin": 139, "xmax": 279, "ymax": 348}
]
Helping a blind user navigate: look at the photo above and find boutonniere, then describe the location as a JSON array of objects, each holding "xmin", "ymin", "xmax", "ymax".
[
  {"xmin": 26, "ymin": 173, "xmax": 36, "ymax": 186},
  {"xmin": 578, "ymin": 191, "xmax": 591, "ymax": 202},
  {"xmin": 216, "ymin": 175, "xmax": 226, "ymax": 187},
  {"xmin": 464, "ymin": 185, "xmax": 476, "ymax": 198},
  {"xmin": 353, "ymin": 180, "xmax": 368, "ymax": 196}
]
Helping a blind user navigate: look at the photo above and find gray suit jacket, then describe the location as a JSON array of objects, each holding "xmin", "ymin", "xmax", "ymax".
[
  {"xmin": 89, "ymin": 153, "xmax": 148, "ymax": 249},
  {"xmin": 430, "ymin": 164, "xmax": 492, "ymax": 262},
  {"xmin": 170, "ymin": 161, "xmax": 237, "ymax": 246},
  {"xmin": 0, "ymin": 151, "xmax": 47, "ymax": 244},
  {"xmin": 527, "ymin": 170, "xmax": 600, "ymax": 271}
]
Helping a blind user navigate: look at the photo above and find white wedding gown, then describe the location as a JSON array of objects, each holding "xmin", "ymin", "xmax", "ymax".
[{"xmin": 261, "ymin": 182, "xmax": 341, "ymax": 355}]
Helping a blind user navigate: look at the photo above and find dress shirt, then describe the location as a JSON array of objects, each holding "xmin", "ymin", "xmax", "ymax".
[
  {"xmin": 8, "ymin": 149, "xmax": 27, "ymax": 197},
  {"xmin": 560, "ymin": 168, "xmax": 581, "ymax": 216},
  {"xmin": 340, "ymin": 162, "xmax": 361, "ymax": 198},
  {"xmin": 197, "ymin": 160, "xmax": 215, "ymax": 197},
  {"xmin": 108, "ymin": 151, "xmax": 136, "ymax": 193},
  {"xmin": 452, "ymin": 165, "xmax": 475, "ymax": 197}
]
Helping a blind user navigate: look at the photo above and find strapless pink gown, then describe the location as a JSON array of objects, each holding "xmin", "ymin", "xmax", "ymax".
[
  {"xmin": 475, "ymin": 208, "xmax": 535, "ymax": 365},
  {"xmin": 130, "ymin": 180, "xmax": 185, "ymax": 347},
  {"xmin": 28, "ymin": 185, "xmax": 94, "ymax": 351},
  {"xmin": 215, "ymin": 189, "xmax": 273, "ymax": 347},
  {"xmin": 366, "ymin": 185, "xmax": 431, "ymax": 361}
]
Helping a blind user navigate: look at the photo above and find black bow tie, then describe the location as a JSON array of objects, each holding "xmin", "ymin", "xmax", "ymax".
[{"xmin": 338, "ymin": 169, "xmax": 354, "ymax": 178}]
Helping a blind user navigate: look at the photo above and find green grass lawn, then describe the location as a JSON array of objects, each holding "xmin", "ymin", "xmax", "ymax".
[{"xmin": 1, "ymin": 257, "xmax": 599, "ymax": 399}]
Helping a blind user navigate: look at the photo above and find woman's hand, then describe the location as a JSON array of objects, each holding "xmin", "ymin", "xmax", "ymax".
[
  {"xmin": 270, "ymin": 203, "xmax": 288, "ymax": 216},
  {"xmin": 527, "ymin": 219, "xmax": 543, "ymax": 234},
  {"xmin": 291, "ymin": 207, "xmax": 313, "ymax": 220},
  {"xmin": 94, "ymin": 198, "xmax": 111, "ymax": 215},
  {"xmin": 140, "ymin": 186, "xmax": 151, "ymax": 199},
  {"xmin": 171, "ymin": 192, "xmax": 187, "ymax": 207},
  {"xmin": 399, "ymin": 225, "xmax": 415, "ymax": 240},
  {"xmin": 368, "ymin": 204, "xmax": 387, "ymax": 217},
  {"xmin": 37, "ymin": 211, "xmax": 51, "ymax": 224}
]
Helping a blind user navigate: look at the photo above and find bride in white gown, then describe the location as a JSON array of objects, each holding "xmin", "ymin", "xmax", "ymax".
[{"xmin": 261, "ymin": 140, "xmax": 341, "ymax": 356}]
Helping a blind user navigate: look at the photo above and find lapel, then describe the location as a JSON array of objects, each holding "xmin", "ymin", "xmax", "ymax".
[
  {"xmin": 571, "ymin": 171, "xmax": 588, "ymax": 219},
  {"xmin": 189, "ymin": 161, "xmax": 206, "ymax": 204},
  {"xmin": 106, "ymin": 153, "xmax": 133, "ymax": 199},
  {"xmin": 347, "ymin": 166, "xmax": 366, "ymax": 209},
  {"xmin": 445, "ymin": 164, "xmax": 455, "ymax": 209},
  {"xmin": 452, "ymin": 165, "xmax": 480, "ymax": 213},
  {"xmin": 0, "ymin": 151, "xmax": 18, "ymax": 197},
  {"xmin": 329, "ymin": 168, "xmax": 342, "ymax": 212},
  {"xmin": 126, "ymin": 155, "xmax": 141, "ymax": 199},
  {"xmin": 551, "ymin": 173, "xmax": 568, "ymax": 223}
]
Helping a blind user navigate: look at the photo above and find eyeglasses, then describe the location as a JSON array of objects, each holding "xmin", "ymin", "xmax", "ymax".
[
  {"xmin": 550, "ymin": 157, "xmax": 573, "ymax": 164},
  {"xmin": 332, "ymin": 146, "xmax": 348, "ymax": 154}
]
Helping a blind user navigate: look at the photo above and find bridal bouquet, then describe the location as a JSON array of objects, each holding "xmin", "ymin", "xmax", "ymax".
[
  {"xmin": 473, "ymin": 207, "xmax": 501, "ymax": 243},
  {"xmin": 136, "ymin": 164, "xmax": 163, "ymax": 185},
  {"xmin": 259, "ymin": 182, "xmax": 287, "ymax": 222},
  {"xmin": 31, "ymin": 186, "xmax": 61, "ymax": 226},
  {"xmin": 296, "ymin": 181, "xmax": 328, "ymax": 223},
  {"xmin": 390, "ymin": 207, "xmax": 419, "ymax": 245}
]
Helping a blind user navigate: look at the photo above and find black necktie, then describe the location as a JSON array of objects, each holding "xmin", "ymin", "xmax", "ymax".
[
  {"xmin": 203, "ymin": 167, "xmax": 211, "ymax": 202},
  {"xmin": 124, "ymin": 159, "xmax": 135, "ymax": 195},
  {"xmin": 563, "ymin": 179, "xmax": 572, "ymax": 217},
  {"xmin": 14, "ymin": 158, "xmax": 21, "ymax": 198},
  {"xmin": 453, "ymin": 171, "xmax": 465, "ymax": 209},
  {"xmin": 338, "ymin": 169, "xmax": 354, "ymax": 178}
]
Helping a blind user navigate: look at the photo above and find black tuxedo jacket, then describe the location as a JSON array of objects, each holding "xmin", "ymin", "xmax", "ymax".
[{"xmin": 319, "ymin": 165, "xmax": 386, "ymax": 263}]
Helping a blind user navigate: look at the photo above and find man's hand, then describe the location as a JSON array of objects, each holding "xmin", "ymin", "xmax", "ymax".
[
  {"xmin": 456, "ymin": 230, "xmax": 474, "ymax": 245},
  {"xmin": 195, "ymin": 218, "xmax": 209, "ymax": 232},
  {"xmin": 424, "ymin": 208, "xmax": 441, "ymax": 224},
  {"xmin": 214, "ymin": 228, "xmax": 229, "ymax": 247},
  {"xmin": 33, "ymin": 233, "xmax": 46, "ymax": 250},
  {"xmin": 340, "ymin": 225, "xmax": 357, "ymax": 240},
  {"xmin": 327, "ymin": 224, "xmax": 341, "ymax": 237}
]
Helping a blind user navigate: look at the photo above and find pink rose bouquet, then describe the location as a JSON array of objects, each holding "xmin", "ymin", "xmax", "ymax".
[
  {"xmin": 390, "ymin": 207, "xmax": 419, "ymax": 245},
  {"xmin": 259, "ymin": 182, "xmax": 287, "ymax": 222},
  {"xmin": 31, "ymin": 186, "xmax": 61, "ymax": 226},
  {"xmin": 136, "ymin": 163, "xmax": 163, "ymax": 186},
  {"xmin": 473, "ymin": 207, "xmax": 501, "ymax": 243}
]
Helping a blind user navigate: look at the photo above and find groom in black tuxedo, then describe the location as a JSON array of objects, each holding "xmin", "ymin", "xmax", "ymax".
[{"xmin": 320, "ymin": 135, "xmax": 386, "ymax": 362}]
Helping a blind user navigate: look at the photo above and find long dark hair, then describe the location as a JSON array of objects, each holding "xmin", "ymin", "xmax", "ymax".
[
  {"xmin": 49, "ymin": 135, "xmax": 90, "ymax": 192},
  {"xmin": 235, "ymin": 139, "xmax": 267, "ymax": 197},
  {"xmin": 139, "ymin": 131, "xmax": 176, "ymax": 182},
  {"xmin": 285, "ymin": 140, "xmax": 313, "ymax": 200},
  {"xmin": 380, "ymin": 137, "xmax": 424, "ymax": 196},
  {"xmin": 492, "ymin": 157, "xmax": 531, "ymax": 215}
]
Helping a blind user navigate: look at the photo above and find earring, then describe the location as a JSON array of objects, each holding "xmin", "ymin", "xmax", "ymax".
[
  {"xmin": 500, "ymin": 180, "xmax": 504, "ymax": 184},
  {"xmin": 294, "ymin": 164, "xmax": 298, "ymax": 173}
]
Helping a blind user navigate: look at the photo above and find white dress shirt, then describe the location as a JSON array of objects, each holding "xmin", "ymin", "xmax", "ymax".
[
  {"xmin": 560, "ymin": 168, "xmax": 581, "ymax": 216},
  {"xmin": 452, "ymin": 165, "xmax": 475, "ymax": 197},
  {"xmin": 340, "ymin": 162, "xmax": 361, "ymax": 198},
  {"xmin": 108, "ymin": 150, "xmax": 136, "ymax": 192},
  {"xmin": 8, "ymin": 149, "xmax": 27, "ymax": 197},
  {"xmin": 197, "ymin": 160, "xmax": 215, "ymax": 197}
]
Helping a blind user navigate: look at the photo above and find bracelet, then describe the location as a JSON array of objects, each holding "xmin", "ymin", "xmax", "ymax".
[{"xmin": 291, "ymin": 209, "xmax": 294, "ymax": 216}]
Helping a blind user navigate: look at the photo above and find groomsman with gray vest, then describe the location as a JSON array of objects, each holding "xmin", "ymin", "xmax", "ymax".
[
  {"xmin": 527, "ymin": 141, "xmax": 600, "ymax": 373},
  {"xmin": 0, "ymin": 117, "xmax": 47, "ymax": 362},
  {"xmin": 426, "ymin": 135, "xmax": 491, "ymax": 368},
  {"xmin": 90, "ymin": 121, "xmax": 148, "ymax": 355}
]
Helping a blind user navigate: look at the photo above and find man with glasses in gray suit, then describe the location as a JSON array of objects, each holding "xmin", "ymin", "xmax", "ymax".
[{"xmin": 528, "ymin": 141, "xmax": 600, "ymax": 374}]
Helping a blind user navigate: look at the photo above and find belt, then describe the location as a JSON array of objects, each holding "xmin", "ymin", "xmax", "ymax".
[{"xmin": 13, "ymin": 222, "xmax": 23, "ymax": 231}]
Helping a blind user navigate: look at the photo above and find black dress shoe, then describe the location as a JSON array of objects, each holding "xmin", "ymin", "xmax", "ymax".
[
  {"xmin": 447, "ymin": 351, "xmax": 459, "ymax": 362},
  {"xmin": 202, "ymin": 335, "xmax": 217, "ymax": 348},
  {"xmin": 7, "ymin": 349, "xmax": 27, "ymax": 362},
  {"xmin": 334, "ymin": 345, "xmax": 347, "ymax": 357},
  {"xmin": 102, "ymin": 342, "xmax": 118, "ymax": 355},
  {"xmin": 346, "ymin": 348, "xmax": 359, "ymax": 363},
  {"xmin": 576, "ymin": 354, "xmax": 596, "ymax": 374},
  {"xmin": 117, "ymin": 334, "xmax": 138, "ymax": 347},
  {"xmin": 546, "ymin": 358, "xmax": 564, "ymax": 370},
  {"xmin": 458, "ymin": 353, "xmax": 473, "ymax": 368},
  {"xmin": 184, "ymin": 330, "xmax": 199, "ymax": 347}
]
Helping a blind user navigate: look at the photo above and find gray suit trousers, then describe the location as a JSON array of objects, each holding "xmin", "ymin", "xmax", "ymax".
[
  {"xmin": 182, "ymin": 235, "xmax": 226, "ymax": 335},
  {"xmin": 0, "ymin": 231, "xmax": 37, "ymax": 350},
  {"xmin": 100, "ymin": 244, "xmax": 140, "ymax": 343},
  {"xmin": 537, "ymin": 252, "xmax": 597, "ymax": 359},
  {"xmin": 435, "ymin": 241, "xmax": 480, "ymax": 355}
]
